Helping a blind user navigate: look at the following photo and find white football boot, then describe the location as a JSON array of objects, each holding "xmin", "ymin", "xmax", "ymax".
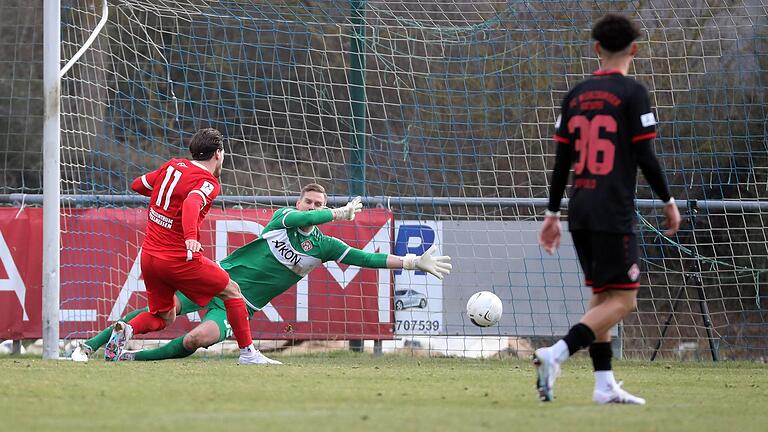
[
  {"xmin": 593, "ymin": 381, "xmax": 646, "ymax": 405},
  {"xmin": 533, "ymin": 347, "xmax": 561, "ymax": 402},
  {"xmin": 104, "ymin": 321, "xmax": 133, "ymax": 361},
  {"xmin": 70, "ymin": 342, "xmax": 93, "ymax": 363},
  {"xmin": 238, "ymin": 345, "xmax": 283, "ymax": 365}
]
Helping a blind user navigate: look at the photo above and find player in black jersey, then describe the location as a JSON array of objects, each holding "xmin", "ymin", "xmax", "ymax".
[{"xmin": 534, "ymin": 14, "xmax": 681, "ymax": 405}]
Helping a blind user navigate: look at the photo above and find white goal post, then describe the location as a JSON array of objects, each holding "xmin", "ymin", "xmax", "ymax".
[{"xmin": 42, "ymin": 0, "xmax": 109, "ymax": 360}]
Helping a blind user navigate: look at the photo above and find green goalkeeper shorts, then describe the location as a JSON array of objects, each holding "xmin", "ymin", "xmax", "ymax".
[{"xmin": 176, "ymin": 292, "xmax": 233, "ymax": 343}]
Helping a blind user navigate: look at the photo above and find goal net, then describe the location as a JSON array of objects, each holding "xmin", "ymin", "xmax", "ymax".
[{"xmin": 6, "ymin": 0, "xmax": 767, "ymax": 359}]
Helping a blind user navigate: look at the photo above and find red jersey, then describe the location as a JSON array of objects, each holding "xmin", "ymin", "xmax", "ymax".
[{"xmin": 132, "ymin": 158, "xmax": 220, "ymax": 260}]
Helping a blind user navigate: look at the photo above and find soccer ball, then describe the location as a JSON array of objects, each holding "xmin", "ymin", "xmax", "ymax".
[{"xmin": 466, "ymin": 291, "xmax": 503, "ymax": 327}]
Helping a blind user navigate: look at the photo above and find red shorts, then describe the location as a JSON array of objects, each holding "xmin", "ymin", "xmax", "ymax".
[{"xmin": 140, "ymin": 252, "xmax": 230, "ymax": 314}]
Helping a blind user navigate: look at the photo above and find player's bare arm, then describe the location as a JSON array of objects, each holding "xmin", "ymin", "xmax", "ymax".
[{"xmin": 662, "ymin": 199, "xmax": 681, "ymax": 236}]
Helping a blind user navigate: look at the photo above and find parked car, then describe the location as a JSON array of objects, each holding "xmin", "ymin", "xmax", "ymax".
[{"xmin": 394, "ymin": 289, "xmax": 428, "ymax": 310}]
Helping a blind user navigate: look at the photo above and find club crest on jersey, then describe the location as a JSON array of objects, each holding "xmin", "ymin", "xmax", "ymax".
[
  {"xmin": 628, "ymin": 264, "xmax": 640, "ymax": 282},
  {"xmin": 301, "ymin": 240, "xmax": 313, "ymax": 252}
]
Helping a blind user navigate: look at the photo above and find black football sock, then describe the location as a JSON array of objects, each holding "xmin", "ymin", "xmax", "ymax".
[
  {"xmin": 589, "ymin": 342, "xmax": 613, "ymax": 371},
  {"xmin": 563, "ymin": 323, "xmax": 596, "ymax": 355}
]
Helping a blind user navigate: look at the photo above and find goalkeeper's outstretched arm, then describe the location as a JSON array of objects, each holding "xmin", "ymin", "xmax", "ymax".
[
  {"xmin": 340, "ymin": 244, "xmax": 452, "ymax": 280},
  {"xmin": 281, "ymin": 196, "xmax": 364, "ymax": 228},
  {"xmin": 281, "ymin": 208, "xmax": 335, "ymax": 228}
]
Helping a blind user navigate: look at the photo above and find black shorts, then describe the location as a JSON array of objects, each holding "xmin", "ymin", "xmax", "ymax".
[{"xmin": 570, "ymin": 231, "xmax": 641, "ymax": 294}]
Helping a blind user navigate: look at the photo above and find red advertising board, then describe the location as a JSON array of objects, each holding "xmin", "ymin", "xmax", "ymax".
[{"xmin": 0, "ymin": 208, "xmax": 394, "ymax": 340}]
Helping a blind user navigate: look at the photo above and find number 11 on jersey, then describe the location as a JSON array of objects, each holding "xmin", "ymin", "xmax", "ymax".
[{"xmin": 156, "ymin": 166, "xmax": 182, "ymax": 210}]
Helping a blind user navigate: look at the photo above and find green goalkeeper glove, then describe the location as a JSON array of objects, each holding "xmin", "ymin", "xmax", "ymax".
[
  {"xmin": 331, "ymin": 196, "xmax": 363, "ymax": 221},
  {"xmin": 403, "ymin": 244, "xmax": 453, "ymax": 280}
]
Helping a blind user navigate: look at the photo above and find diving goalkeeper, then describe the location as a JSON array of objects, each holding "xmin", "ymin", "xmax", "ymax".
[{"xmin": 72, "ymin": 183, "xmax": 451, "ymax": 364}]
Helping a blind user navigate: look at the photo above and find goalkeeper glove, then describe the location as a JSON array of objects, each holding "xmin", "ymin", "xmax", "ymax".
[
  {"xmin": 403, "ymin": 245, "xmax": 452, "ymax": 280},
  {"xmin": 331, "ymin": 196, "xmax": 363, "ymax": 221}
]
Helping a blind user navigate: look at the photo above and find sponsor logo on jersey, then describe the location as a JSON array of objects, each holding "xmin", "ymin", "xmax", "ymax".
[
  {"xmin": 640, "ymin": 112, "xmax": 657, "ymax": 127},
  {"xmin": 627, "ymin": 263, "xmax": 640, "ymax": 282},
  {"xmin": 149, "ymin": 207, "xmax": 173, "ymax": 229},
  {"xmin": 176, "ymin": 162, "xmax": 188, "ymax": 168},
  {"xmin": 271, "ymin": 239, "xmax": 302, "ymax": 266},
  {"xmin": 301, "ymin": 240, "xmax": 313, "ymax": 252},
  {"xmin": 262, "ymin": 229, "xmax": 322, "ymax": 277},
  {"xmin": 574, "ymin": 178, "xmax": 597, "ymax": 189}
]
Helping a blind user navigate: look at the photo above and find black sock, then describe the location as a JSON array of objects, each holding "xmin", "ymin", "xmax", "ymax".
[
  {"xmin": 589, "ymin": 342, "xmax": 613, "ymax": 371},
  {"xmin": 562, "ymin": 323, "xmax": 596, "ymax": 355}
]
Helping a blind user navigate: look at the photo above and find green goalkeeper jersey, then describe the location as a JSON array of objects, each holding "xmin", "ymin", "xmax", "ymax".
[{"xmin": 219, "ymin": 207, "xmax": 389, "ymax": 312}]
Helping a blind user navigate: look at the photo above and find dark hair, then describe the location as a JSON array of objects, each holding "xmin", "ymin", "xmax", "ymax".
[
  {"xmin": 189, "ymin": 128, "xmax": 224, "ymax": 161},
  {"xmin": 591, "ymin": 14, "xmax": 641, "ymax": 53},
  {"xmin": 300, "ymin": 183, "xmax": 326, "ymax": 198}
]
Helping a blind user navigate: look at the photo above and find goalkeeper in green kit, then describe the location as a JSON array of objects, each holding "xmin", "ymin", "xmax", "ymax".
[{"xmin": 71, "ymin": 183, "xmax": 452, "ymax": 364}]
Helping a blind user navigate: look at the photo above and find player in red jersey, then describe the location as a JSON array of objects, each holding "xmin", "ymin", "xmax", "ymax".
[
  {"xmin": 534, "ymin": 14, "xmax": 681, "ymax": 404},
  {"xmin": 105, "ymin": 128, "xmax": 267, "ymax": 364}
]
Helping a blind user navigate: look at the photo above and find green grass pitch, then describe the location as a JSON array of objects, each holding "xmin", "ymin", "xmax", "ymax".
[{"xmin": 2, "ymin": 353, "xmax": 766, "ymax": 431}]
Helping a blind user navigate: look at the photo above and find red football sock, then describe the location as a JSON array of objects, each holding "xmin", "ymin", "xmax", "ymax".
[
  {"xmin": 223, "ymin": 298, "xmax": 253, "ymax": 348},
  {"xmin": 128, "ymin": 312, "xmax": 166, "ymax": 335}
]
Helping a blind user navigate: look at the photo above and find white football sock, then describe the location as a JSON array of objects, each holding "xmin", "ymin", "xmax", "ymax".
[
  {"xmin": 594, "ymin": 370, "xmax": 616, "ymax": 391},
  {"xmin": 551, "ymin": 339, "xmax": 570, "ymax": 364}
]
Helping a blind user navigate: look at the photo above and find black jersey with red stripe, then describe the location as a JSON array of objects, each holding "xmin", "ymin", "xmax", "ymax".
[{"xmin": 550, "ymin": 70, "xmax": 668, "ymax": 233}]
